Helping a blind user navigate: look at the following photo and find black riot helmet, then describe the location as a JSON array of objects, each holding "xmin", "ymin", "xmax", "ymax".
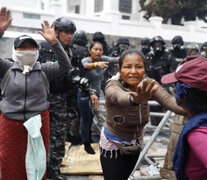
[
  {"xmin": 116, "ymin": 37, "xmax": 130, "ymax": 55},
  {"xmin": 171, "ymin": 35, "xmax": 184, "ymax": 45},
  {"xmin": 141, "ymin": 38, "xmax": 151, "ymax": 55},
  {"xmin": 93, "ymin": 32, "xmax": 105, "ymax": 42},
  {"xmin": 54, "ymin": 17, "xmax": 76, "ymax": 33},
  {"xmin": 116, "ymin": 37, "xmax": 130, "ymax": 46},
  {"xmin": 172, "ymin": 35, "xmax": 184, "ymax": 52},
  {"xmin": 150, "ymin": 36, "xmax": 165, "ymax": 54},
  {"xmin": 150, "ymin": 36, "xmax": 165, "ymax": 46},
  {"xmin": 141, "ymin": 37, "xmax": 150, "ymax": 46},
  {"xmin": 72, "ymin": 30, "xmax": 88, "ymax": 46}
]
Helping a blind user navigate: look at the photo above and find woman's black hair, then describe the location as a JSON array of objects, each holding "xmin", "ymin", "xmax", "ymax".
[
  {"xmin": 118, "ymin": 49, "xmax": 147, "ymax": 71},
  {"xmin": 185, "ymin": 88, "xmax": 207, "ymax": 112},
  {"xmin": 89, "ymin": 41, "xmax": 103, "ymax": 50}
]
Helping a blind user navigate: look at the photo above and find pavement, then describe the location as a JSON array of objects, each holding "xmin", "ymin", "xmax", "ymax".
[
  {"xmin": 0, "ymin": 122, "xmax": 170, "ymax": 180},
  {"xmin": 61, "ymin": 120, "xmax": 171, "ymax": 180}
]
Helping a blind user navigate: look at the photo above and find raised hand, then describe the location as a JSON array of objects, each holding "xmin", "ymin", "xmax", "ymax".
[
  {"xmin": 0, "ymin": 7, "xmax": 12, "ymax": 35},
  {"xmin": 129, "ymin": 79, "xmax": 159, "ymax": 104},
  {"xmin": 39, "ymin": 20, "xmax": 57, "ymax": 45}
]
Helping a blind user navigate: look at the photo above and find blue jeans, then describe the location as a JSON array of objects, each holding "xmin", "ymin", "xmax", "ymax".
[{"xmin": 77, "ymin": 90, "xmax": 94, "ymax": 144}]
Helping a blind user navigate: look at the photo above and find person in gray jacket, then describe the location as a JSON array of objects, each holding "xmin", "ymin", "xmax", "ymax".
[{"xmin": 0, "ymin": 7, "xmax": 71, "ymax": 180}]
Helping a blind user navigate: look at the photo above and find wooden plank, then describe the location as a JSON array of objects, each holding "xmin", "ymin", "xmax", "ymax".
[
  {"xmin": 160, "ymin": 168, "xmax": 176, "ymax": 180},
  {"xmin": 173, "ymin": 115, "xmax": 188, "ymax": 125},
  {"xmin": 170, "ymin": 123, "xmax": 184, "ymax": 134},
  {"xmin": 162, "ymin": 115, "xmax": 186, "ymax": 171},
  {"xmin": 60, "ymin": 142, "xmax": 103, "ymax": 175}
]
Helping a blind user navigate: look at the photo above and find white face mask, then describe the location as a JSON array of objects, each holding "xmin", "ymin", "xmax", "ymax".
[
  {"xmin": 12, "ymin": 48, "xmax": 39, "ymax": 66},
  {"xmin": 12, "ymin": 47, "xmax": 39, "ymax": 74}
]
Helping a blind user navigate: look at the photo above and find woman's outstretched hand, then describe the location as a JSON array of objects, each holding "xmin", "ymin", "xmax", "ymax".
[
  {"xmin": 39, "ymin": 20, "xmax": 57, "ymax": 45},
  {"xmin": 0, "ymin": 7, "xmax": 12, "ymax": 35},
  {"xmin": 129, "ymin": 79, "xmax": 159, "ymax": 104}
]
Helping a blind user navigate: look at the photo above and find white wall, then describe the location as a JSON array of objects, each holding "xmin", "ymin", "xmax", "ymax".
[
  {"xmin": 5, "ymin": 7, "xmax": 207, "ymax": 44},
  {"xmin": 1, "ymin": 0, "xmax": 207, "ymax": 44},
  {"xmin": 0, "ymin": 0, "xmax": 41, "ymax": 9}
]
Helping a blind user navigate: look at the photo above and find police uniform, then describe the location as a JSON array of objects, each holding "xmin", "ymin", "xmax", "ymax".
[
  {"xmin": 146, "ymin": 48, "xmax": 175, "ymax": 125},
  {"xmin": 67, "ymin": 42, "xmax": 90, "ymax": 142},
  {"xmin": 39, "ymin": 40, "xmax": 73, "ymax": 179}
]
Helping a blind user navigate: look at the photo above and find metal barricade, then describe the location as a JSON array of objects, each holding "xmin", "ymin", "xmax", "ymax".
[{"xmin": 128, "ymin": 110, "xmax": 172, "ymax": 180}]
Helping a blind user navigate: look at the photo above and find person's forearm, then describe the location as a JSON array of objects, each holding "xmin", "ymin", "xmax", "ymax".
[{"xmin": 84, "ymin": 63, "xmax": 96, "ymax": 70}]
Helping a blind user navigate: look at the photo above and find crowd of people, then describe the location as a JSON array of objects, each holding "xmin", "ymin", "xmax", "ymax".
[{"xmin": 0, "ymin": 5, "xmax": 207, "ymax": 180}]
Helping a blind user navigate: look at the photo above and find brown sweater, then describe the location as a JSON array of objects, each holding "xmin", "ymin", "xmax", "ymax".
[{"xmin": 104, "ymin": 78, "xmax": 185, "ymax": 140}]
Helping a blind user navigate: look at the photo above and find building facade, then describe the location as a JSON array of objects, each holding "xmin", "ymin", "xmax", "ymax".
[{"xmin": 0, "ymin": 0, "xmax": 207, "ymax": 57}]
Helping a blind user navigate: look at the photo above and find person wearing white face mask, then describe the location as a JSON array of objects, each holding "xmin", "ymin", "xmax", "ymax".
[
  {"xmin": 0, "ymin": 7, "xmax": 71, "ymax": 180},
  {"xmin": 12, "ymin": 35, "xmax": 40, "ymax": 74}
]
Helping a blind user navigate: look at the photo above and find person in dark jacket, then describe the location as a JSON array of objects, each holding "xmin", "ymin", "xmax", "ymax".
[
  {"xmin": 93, "ymin": 31, "xmax": 111, "ymax": 56},
  {"xmin": 39, "ymin": 16, "xmax": 76, "ymax": 180},
  {"xmin": 186, "ymin": 43, "xmax": 200, "ymax": 56},
  {"xmin": 101, "ymin": 37, "xmax": 129, "ymax": 94},
  {"xmin": 146, "ymin": 35, "xmax": 174, "ymax": 84},
  {"xmin": 161, "ymin": 55, "xmax": 207, "ymax": 180},
  {"xmin": 67, "ymin": 29, "xmax": 90, "ymax": 144},
  {"xmin": 200, "ymin": 41, "xmax": 207, "ymax": 58},
  {"xmin": 146, "ymin": 35, "xmax": 175, "ymax": 125},
  {"xmin": 141, "ymin": 37, "xmax": 151, "ymax": 56},
  {"xmin": 170, "ymin": 35, "xmax": 187, "ymax": 71},
  {"xmin": 0, "ymin": 7, "xmax": 71, "ymax": 180}
]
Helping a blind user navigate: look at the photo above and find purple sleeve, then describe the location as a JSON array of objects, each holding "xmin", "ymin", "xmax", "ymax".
[{"xmin": 187, "ymin": 127, "xmax": 207, "ymax": 167}]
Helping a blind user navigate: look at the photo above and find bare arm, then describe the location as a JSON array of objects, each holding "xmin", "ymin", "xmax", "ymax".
[{"xmin": 83, "ymin": 60, "xmax": 109, "ymax": 70}]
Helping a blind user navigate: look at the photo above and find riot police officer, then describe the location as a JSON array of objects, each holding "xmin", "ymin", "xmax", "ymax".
[
  {"xmin": 67, "ymin": 29, "xmax": 90, "ymax": 144},
  {"xmin": 146, "ymin": 35, "xmax": 175, "ymax": 126},
  {"xmin": 146, "ymin": 36, "xmax": 174, "ymax": 83},
  {"xmin": 93, "ymin": 31, "xmax": 111, "ymax": 56},
  {"xmin": 200, "ymin": 42, "xmax": 207, "ymax": 57},
  {"xmin": 101, "ymin": 37, "xmax": 129, "ymax": 94},
  {"xmin": 71, "ymin": 29, "xmax": 89, "ymax": 75},
  {"xmin": 39, "ymin": 17, "xmax": 76, "ymax": 180},
  {"xmin": 111, "ymin": 37, "xmax": 130, "ymax": 57},
  {"xmin": 170, "ymin": 35, "xmax": 187, "ymax": 71},
  {"xmin": 141, "ymin": 37, "xmax": 151, "ymax": 56},
  {"xmin": 186, "ymin": 43, "xmax": 200, "ymax": 56}
]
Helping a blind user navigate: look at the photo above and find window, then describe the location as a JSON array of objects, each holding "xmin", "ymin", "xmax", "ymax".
[
  {"xmin": 119, "ymin": 0, "xmax": 132, "ymax": 14},
  {"xmin": 75, "ymin": 5, "xmax": 80, "ymax": 14},
  {"xmin": 23, "ymin": 13, "xmax": 40, "ymax": 19},
  {"xmin": 94, "ymin": 0, "xmax": 103, "ymax": 12},
  {"xmin": 122, "ymin": 15, "xmax": 130, "ymax": 20}
]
